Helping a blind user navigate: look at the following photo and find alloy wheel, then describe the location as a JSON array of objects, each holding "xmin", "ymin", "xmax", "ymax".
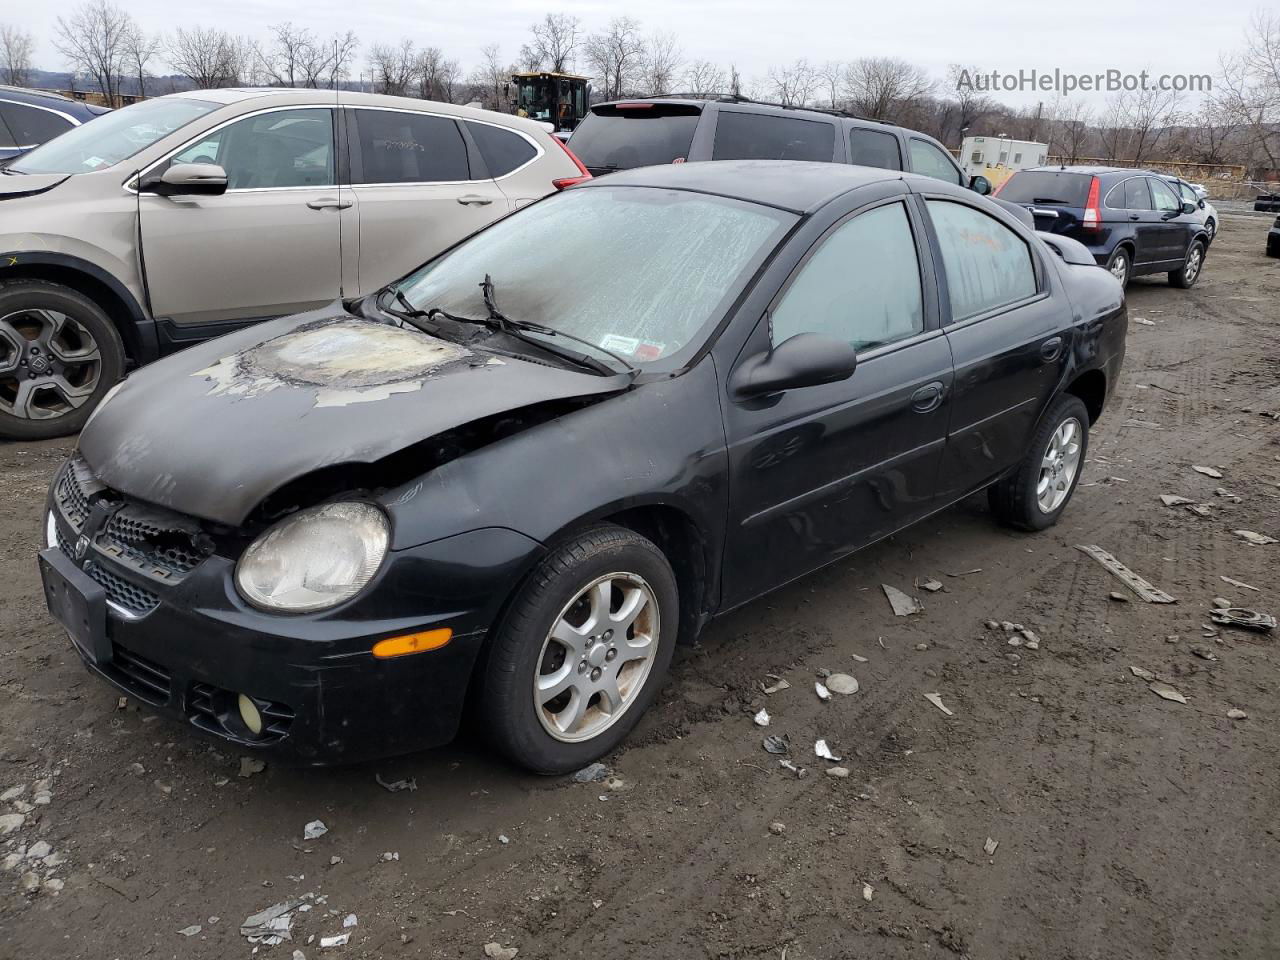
[
  {"xmin": 533, "ymin": 572, "xmax": 660, "ymax": 743},
  {"xmin": 1109, "ymin": 254, "xmax": 1128, "ymax": 285},
  {"xmin": 1036, "ymin": 417, "xmax": 1083, "ymax": 514},
  {"xmin": 1184, "ymin": 246, "xmax": 1202, "ymax": 284},
  {"xmin": 0, "ymin": 309, "xmax": 102, "ymax": 421}
]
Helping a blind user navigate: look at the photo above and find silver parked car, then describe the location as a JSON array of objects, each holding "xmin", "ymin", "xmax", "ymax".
[
  {"xmin": 1167, "ymin": 176, "xmax": 1219, "ymax": 243},
  {"xmin": 0, "ymin": 88, "xmax": 589, "ymax": 439}
]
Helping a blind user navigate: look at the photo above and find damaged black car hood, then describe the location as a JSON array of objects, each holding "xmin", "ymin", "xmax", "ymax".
[{"xmin": 79, "ymin": 308, "xmax": 630, "ymax": 526}]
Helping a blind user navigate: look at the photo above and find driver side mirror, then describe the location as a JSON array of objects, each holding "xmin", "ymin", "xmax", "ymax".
[
  {"xmin": 730, "ymin": 332, "xmax": 858, "ymax": 400},
  {"xmin": 141, "ymin": 163, "xmax": 228, "ymax": 197},
  {"xmin": 1181, "ymin": 201, "xmax": 1197, "ymax": 215},
  {"xmin": 969, "ymin": 174, "xmax": 992, "ymax": 196}
]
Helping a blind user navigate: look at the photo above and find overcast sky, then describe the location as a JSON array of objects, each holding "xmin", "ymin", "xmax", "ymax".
[{"xmin": 10, "ymin": 0, "xmax": 1260, "ymax": 107}]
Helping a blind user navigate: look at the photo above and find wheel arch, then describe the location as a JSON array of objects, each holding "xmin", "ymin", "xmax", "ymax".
[
  {"xmin": 1065, "ymin": 368, "xmax": 1107, "ymax": 424},
  {"xmin": 0, "ymin": 253, "xmax": 156, "ymax": 364}
]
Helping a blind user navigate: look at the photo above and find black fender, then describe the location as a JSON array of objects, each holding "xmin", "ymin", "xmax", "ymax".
[{"xmin": 0, "ymin": 251, "xmax": 157, "ymax": 363}]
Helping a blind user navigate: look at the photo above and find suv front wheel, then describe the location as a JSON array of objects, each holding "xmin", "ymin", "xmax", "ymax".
[{"xmin": 0, "ymin": 281, "xmax": 125, "ymax": 441}]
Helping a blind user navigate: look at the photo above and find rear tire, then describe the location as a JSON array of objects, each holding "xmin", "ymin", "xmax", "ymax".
[
  {"xmin": 989, "ymin": 394, "xmax": 1090, "ymax": 532},
  {"xmin": 1169, "ymin": 240, "xmax": 1205, "ymax": 288},
  {"xmin": 481, "ymin": 524, "xmax": 679, "ymax": 774},
  {"xmin": 0, "ymin": 281, "xmax": 125, "ymax": 441},
  {"xmin": 1105, "ymin": 247, "xmax": 1131, "ymax": 289}
]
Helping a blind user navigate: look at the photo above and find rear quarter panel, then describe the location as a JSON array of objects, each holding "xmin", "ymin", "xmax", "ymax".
[{"xmin": 1051, "ymin": 253, "xmax": 1127, "ymax": 413}]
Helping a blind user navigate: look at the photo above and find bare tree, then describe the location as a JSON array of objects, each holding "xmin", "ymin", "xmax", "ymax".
[
  {"xmin": 468, "ymin": 43, "xmax": 510, "ymax": 110},
  {"xmin": 728, "ymin": 64, "xmax": 742, "ymax": 98},
  {"xmin": 1097, "ymin": 85, "xmax": 1182, "ymax": 163},
  {"xmin": 1215, "ymin": 10, "xmax": 1280, "ymax": 177},
  {"xmin": 368, "ymin": 39, "xmax": 417, "ymax": 96},
  {"xmin": 766, "ymin": 59, "xmax": 817, "ymax": 106},
  {"xmin": 0, "ymin": 25, "xmax": 35, "ymax": 87},
  {"xmin": 947, "ymin": 64, "xmax": 994, "ymax": 139},
  {"xmin": 1046, "ymin": 98, "xmax": 1092, "ymax": 163},
  {"xmin": 121, "ymin": 24, "xmax": 162, "ymax": 98},
  {"xmin": 639, "ymin": 31, "xmax": 681, "ymax": 96},
  {"xmin": 438, "ymin": 58, "xmax": 462, "ymax": 104},
  {"xmin": 815, "ymin": 61, "xmax": 844, "ymax": 110},
  {"xmin": 843, "ymin": 57, "xmax": 933, "ymax": 121},
  {"xmin": 54, "ymin": 1, "xmax": 135, "ymax": 105},
  {"xmin": 525, "ymin": 12, "xmax": 580, "ymax": 73},
  {"xmin": 683, "ymin": 59, "xmax": 725, "ymax": 96},
  {"xmin": 585, "ymin": 17, "xmax": 645, "ymax": 101},
  {"xmin": 258, "ymin": 24, "xmax": 357, "ymax": 89},
  {"xmin": 168, "ymin": 26, "xmax": 237, "ymax": 89}
]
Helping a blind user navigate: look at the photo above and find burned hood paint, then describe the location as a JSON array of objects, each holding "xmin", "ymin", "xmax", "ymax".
[{"xmin": 79, "ymin": 309, "xmax": 627, "ymax": 526}]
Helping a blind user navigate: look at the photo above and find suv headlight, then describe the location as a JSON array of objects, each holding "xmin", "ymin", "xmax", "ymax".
[{"xmin": 235, "ymin": 502, "xmax": 390, "ymax": 613}]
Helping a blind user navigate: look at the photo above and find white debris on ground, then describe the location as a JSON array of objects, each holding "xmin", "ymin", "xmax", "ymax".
[
  {"xmin": 303, "ymin": 820, "xmax": 328, "ymax": 840},
  {"xmin": 924, "ymin": 693, "xmax": 954, "ymax": 716},
  {"xmin": 882, "ymin": 584, "xmax": 923, "ymax": 616}
]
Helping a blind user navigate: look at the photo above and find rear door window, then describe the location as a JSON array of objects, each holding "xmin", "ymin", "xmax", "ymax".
[
  {"xmin": 1120, "ymin": 178, "xmax": 1152, "ymax": 210},
  {"xmin": 465, "ymin": 121, "xmax": 537, "ymax": 177},
  {"xmin": 568, "ymin": 104, "xmax": 700, "ymax": 172},
  {"xmin": 997, "ymin": 171, "xmax": 1092, "ymax": 206},
  {"xmin": 713, "ymin": 111, "xmax": 835, "ymax": 162},
  {"xmin": 353, "ymin": 109, "xmax": 470, "ymax": 184},
  {"xmin": 908, "ymin": 138, "xmax": 962, "ymax": 185},
  {"xmin": 927, "ymin": 200, "xmax": 1037, "ymax": 321},
  {"xmin": 848, "ymin": 127, "xmax": 901, "ymax": 170},
  {"xmin": 0, "ymin": 102, "xmax": 73, "ymax": 146}
]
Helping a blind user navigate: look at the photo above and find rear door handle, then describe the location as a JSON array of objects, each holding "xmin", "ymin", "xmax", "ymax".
[
  {"xmin": 1129, "ymin": 214, "xmax": 1140, "ymax": 220},
  {"xmin": 910, "ymin": 381, "xmax": 945, "ymax": 413},
  {"xmin": 457, "ymin": 195, "xmax": 494, "ymax": 206},
  {"xmin": 1040, "ymin": 336, "xmax": 1064, "ymax": 362},
  {"xmin": 306, "ymin": 197, "xmax": 352, "ymax": 210}
]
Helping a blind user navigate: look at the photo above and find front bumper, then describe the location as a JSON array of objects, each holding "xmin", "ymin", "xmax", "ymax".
[{"xmin": 41, "ymin": 457, "xmax": 544, "ymax": 764}]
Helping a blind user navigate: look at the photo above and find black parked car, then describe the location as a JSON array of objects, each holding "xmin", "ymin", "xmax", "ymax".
[
  {"xmin": 568, "ymin": 95, "xmax": 993, "ymax": 195},
  {"xmin": 39, "ymin": 161, "xmax": 1125, "ymax": 772},
  {"xmin": 996, "ymin": 165, "xmax": 1210, "ymax": 289},
  {"xmin": 1268, "ymin": 216, "xmax": 1280, "ymax": 258},
  {"xmin": 0, "ymin": 86, "xmax": 107, "ymax": 160}
]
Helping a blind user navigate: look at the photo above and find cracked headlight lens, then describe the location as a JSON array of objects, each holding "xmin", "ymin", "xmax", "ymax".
[{"xmin": 235, "ymin": 502, "xmax": 389, "ymax": 613}]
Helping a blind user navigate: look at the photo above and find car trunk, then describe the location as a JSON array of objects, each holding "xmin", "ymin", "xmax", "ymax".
[
  {"xmin": 996, "ymin": 171, "xmax": 1095, "ymax": 237},
  {"xmin": 567, "ymin": 103, "xmax": 702, "ymax": 176}
]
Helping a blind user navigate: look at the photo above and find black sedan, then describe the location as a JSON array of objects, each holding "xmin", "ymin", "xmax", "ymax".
[{"xmin": 39, "ymin": 161, "xmax": 1126, "ymax": 773}]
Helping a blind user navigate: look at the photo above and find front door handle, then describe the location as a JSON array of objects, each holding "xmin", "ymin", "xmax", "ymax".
[
  {"xmin": 1129, "ymin": 214, "xmax": 1140, "ymax": 221},
  {"xmin": 910, "ymin": 381, "xmax": 945, "ymax": 413},
  {"xmin": 306, "ymin": 197, "xmax": 353, "ymax": 210},
  {"xmin": 457, "ymin": 195, "xmax": 494, "ymax": 206},
  {"xmin": 1040, "ymin": 336, "xmax": 1064, "ymax": 362}
]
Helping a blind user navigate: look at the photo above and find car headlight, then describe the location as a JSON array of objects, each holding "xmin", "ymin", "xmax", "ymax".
[{"xmin": 235, "ymin": 502, "xmax": 390, "ymax": 613}]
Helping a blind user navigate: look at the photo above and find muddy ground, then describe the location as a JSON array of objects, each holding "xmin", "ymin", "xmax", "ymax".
[{"xmin": 2, "ymin": 213, "xmax": 1279, "ymax": 960}]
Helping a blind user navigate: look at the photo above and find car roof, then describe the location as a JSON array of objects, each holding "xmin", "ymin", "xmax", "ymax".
[
  {"xmin": 1021, "ymin": 164, "xmax": 1154, "ymax": 177},
  {"xmin": 153, "ymin": 88, "xmax": 550, "ymax": 138},
  {"xmin": 592, "ymin": 94, "xmax": 902, "ymax": 130},
  {"xmin": 577, "ymin": 160, "xmax": 907, "ymax": 213},
  {"xmin": 0, "ymin": 86, "xmax": 104, "ymax": 120}
]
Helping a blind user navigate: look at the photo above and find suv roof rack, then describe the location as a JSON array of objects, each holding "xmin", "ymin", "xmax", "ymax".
[{"xmin": 637, "ymin": 92, "xmax": 890, "ymax": 126}]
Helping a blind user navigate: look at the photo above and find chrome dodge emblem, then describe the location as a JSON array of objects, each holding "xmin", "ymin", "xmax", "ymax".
[{"xmin": 74, "ymin": 535, "xmax": 90, "ymax": 561}]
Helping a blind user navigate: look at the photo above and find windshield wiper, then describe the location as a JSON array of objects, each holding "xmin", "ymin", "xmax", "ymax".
[{"xmin": 460, "ymin": 274, "xmax": 636, "ymax": 376}]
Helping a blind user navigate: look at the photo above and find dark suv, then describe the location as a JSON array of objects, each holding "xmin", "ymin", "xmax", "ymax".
[
  {"xmin": 995, "ymin": 165, "xmax": 1209, "ymax": 289},
  {"xmin": 567, "ymin": 95, "xmax": 992, "ymax": 195},
  {"xmin": 0, "ymin": 86, "xmax": 107, "ymax": 161}
]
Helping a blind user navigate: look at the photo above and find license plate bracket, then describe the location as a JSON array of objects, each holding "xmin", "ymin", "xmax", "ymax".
[{"xmin": 39, "ymin": 547, "xmax": 110, "ymax": 665}]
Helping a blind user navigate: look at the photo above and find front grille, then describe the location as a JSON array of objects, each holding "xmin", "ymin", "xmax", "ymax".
[
  {"xmin": 82, "ymin": 561, "xmax": 160, "ymax": 617},
  {"xmin": 54, "ymin": 456, "xmax": 96, "ymax": 531},
  {"xmin": 99, "ymin": 505, "xmax": 212, "ymax": 580},
  {"xmin": 189, "ymin": 682, "xmax": 295, "ymax": 744},
  {"xmin": 50, "ymin": 457, "xmax": 215, "ymax": 615},
  {"xmin": 108, "ymin": 644, "xmax": 171, "ymax": 704}
]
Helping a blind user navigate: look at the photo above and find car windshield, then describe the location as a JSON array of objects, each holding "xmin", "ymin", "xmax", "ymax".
[
  {"xmin": 10, "ymin": 97, "xmax": 220, "ymax": 175},
  {"xmin": 397, "ymin": 185, "xmax": 795, "ymax": 367}
]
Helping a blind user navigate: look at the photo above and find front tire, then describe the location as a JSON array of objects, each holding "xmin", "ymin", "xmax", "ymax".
[
  {"xmin": 481, "ymin": 524, "xmax": 679, "ymax": 774},
  {"xmin": 989, "ymin": 395, "xmax": 1090, "ymax": 532},
  {"xmin": 1106, "ymin": 247, "xmax": 1131, "ymax": 289},
  {"xmin": 1169, "ymin": 240, "xmax": 1205, "ymax": 288},
  {"xmin": 0, "ymin": 281, "xmax": 125, "ymax": 441},
  {"xmin": 1205, "ymin": 218, "xmax": 1216, "ymax": 242}
]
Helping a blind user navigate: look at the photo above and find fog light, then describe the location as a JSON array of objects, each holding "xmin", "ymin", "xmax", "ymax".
[{"xmin": 237, "ymin": 694, "xmax": 264, "ymax": 736}]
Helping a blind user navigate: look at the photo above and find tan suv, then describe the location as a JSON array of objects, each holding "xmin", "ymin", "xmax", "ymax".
[{"xmin": 0, "ymin": 88, "xmax": 589, "ymax": 439}]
